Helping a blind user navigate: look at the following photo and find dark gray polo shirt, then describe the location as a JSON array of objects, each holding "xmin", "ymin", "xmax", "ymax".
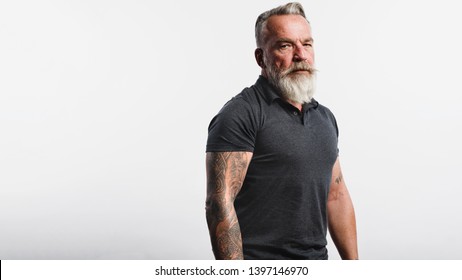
[{"xmin": 206, "ymin": 76, "xmax": 339, "ymax": 259}]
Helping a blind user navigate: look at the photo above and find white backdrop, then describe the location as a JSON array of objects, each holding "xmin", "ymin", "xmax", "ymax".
[{"xmin": 1, "ymin": 0, "xmax": 461, "ymax": 260}]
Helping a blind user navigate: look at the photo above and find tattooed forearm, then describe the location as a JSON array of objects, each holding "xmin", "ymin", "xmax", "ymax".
[
  {"xmin": 205, "ymin": 151, "xmax": 252, "ymax": 260},
  {"xmin": 213, "ymin": 211, "xmax": 242, "ymax": 259}
]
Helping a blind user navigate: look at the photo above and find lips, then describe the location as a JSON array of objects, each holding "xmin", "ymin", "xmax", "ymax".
[{"xmin": 291, "ymin": 68, "xmax": 312, "ymax": 75}]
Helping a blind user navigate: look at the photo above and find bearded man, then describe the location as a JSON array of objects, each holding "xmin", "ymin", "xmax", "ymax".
[{"xmin": 205, "ymin": 2, "xmax": 358, "ymax": 260}]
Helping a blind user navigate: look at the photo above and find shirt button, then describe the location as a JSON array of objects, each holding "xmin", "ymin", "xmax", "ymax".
[{"xmin": 293, "ymin": 111, "xmax": 299, "ymax": 116}]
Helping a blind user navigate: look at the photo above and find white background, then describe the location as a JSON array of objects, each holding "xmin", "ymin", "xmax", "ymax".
[{"xmin": 1, "ymin": 0, "xmax": 461, "ymax": 260}]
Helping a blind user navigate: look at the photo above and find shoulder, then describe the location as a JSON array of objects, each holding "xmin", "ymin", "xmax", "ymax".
[
  {"xmin": 213, "ymin": 85, "xmax": 265, "ymax": 124},
  {"xmin": 315, "ymin": 102, "xmax": 336, "ymax": 120},
  {"xmin": 222, "ymin": 86, "xmax": 262, "ymax": 111},
  {"xmin": 314, "ymin": 102, "xmax": 339, "ymax": 136},
  {"xmin": 220, "ymin": 75, "xmax": 275, "ymax": 113},
  {"xmin": 207, "ymin": 87, "xmax": 262, "ymax": 152}
]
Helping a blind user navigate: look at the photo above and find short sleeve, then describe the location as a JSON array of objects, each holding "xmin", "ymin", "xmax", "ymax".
[
  {"xmin": 206, "ymin": 96, "xmax": 259, "ymax": 153},
  {"xmin": 330, "ymin": 110, "xmax": 339, "ymax": 138},
  {"xmin": 316, "ymin": 104, "xmax": 340, "ymax": 157},
  {"xmin": 326, "ymin": 107, "xmax": 340, "ymax": 156}
]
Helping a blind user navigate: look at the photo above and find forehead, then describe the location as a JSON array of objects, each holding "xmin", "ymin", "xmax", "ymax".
[{"xmin": 264, "ymin": 14, "xmax": 312, "ymax": 41}]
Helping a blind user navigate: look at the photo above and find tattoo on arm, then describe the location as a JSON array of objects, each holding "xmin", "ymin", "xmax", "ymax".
[
  {"xmin": 329, "ymin": 169, "xmax": 345, "ymax": 202},
  {"xmin": 205, "ymin": 152, "xmax": 251, "ymax": 260},
  {"xmin": 335, "ymin": 172, "xmax": 343, "ymax": 185}
]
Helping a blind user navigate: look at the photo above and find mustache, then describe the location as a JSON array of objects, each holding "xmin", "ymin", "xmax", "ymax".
[{"xmin": 284, "ymin": 63, "xmax": 316, "ymax": 75}]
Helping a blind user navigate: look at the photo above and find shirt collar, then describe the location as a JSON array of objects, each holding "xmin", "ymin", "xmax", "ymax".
[{"xmin": 255, "ymin": 75, "xmax": 319, "ymax": 109}]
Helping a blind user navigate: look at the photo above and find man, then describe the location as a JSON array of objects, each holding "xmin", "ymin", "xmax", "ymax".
[{"xmin": 205, "ymin": 2, "xmax": 358, "ymax": 260}]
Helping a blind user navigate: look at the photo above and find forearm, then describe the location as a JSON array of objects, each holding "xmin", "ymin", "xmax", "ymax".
[
  {"xmin": 327, "ymin": 195, "xmax": 358, "ymax": 260},
  {"xmin": 206, "ymin": 202, "xmax": 243, "ymax": 259}
]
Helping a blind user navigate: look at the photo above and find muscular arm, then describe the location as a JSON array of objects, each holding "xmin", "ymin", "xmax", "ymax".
[
  {"xmin": 327, "ymin": 158, "xmax": 359, "ymax": 260},
  {"xmin": 205, "ymin": 151, "xmax": 252, "ymax": 260}
]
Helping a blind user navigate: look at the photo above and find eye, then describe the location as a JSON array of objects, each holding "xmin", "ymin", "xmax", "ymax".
[{"xmin": 279, "ymin": 44, "xmax": 292, "ymax": 51}]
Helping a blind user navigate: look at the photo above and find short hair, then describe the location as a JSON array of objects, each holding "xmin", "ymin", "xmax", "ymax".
[{"xmin": 255, "ymin": 2, "xmax": 309, "ymax": 47}]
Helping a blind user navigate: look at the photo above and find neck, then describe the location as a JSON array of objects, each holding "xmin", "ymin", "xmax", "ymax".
[{"xmin": 286, "ymin": 99, "xmax": 303, "ymax": 111}]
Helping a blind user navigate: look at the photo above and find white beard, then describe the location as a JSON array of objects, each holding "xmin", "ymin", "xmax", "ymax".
[{"xmin": 265, "ymin": 61, "xmax": 317, "ymax": 104}]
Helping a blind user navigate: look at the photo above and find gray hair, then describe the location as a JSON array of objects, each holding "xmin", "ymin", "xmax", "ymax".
[{"xmin": 255, "ymin": 2, "xmax": 309, "ymax": 47}]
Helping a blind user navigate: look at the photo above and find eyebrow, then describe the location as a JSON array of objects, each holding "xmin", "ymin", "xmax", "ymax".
[{"xmin": 276, "ymin": 37, "xmax": 314, "ymax": 44}]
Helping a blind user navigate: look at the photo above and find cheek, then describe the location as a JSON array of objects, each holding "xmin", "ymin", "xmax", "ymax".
[
  {"xmin": 309, "ymin": 51, "xmax": 315, "ymax": 64},
  {"xmin": 273, "ymin": 55, "xmax": 293, "ymax": 69}
]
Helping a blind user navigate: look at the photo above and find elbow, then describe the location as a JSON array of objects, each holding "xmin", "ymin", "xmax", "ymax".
[
  {"xmin": 205, "ymin": 197, "xmax": 213, "ymax": 221},
  {"xmin": 205, "ymin": 196, "xmax": 222, "ymax": 226}
]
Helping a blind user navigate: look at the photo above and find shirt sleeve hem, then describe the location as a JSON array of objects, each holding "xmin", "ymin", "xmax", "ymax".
[{"xmin": 206, "ymin": 145, "xmax": 254, "ymax": 153}]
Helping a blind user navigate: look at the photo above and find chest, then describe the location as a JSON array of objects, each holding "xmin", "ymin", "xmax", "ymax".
[{"xmin": 252, "ymin": 105, "xmax": 338, "ymax": 172}]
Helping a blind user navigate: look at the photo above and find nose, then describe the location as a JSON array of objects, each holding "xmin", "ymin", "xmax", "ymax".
[{"xmin": 293, "ymin": 43, "xmax": 308, "ymax": 62}]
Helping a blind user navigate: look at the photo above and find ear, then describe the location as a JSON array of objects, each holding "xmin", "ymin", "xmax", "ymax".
[{"xmin": 255, "ymin": 48, "xmax": 266, "ymax": 68}]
